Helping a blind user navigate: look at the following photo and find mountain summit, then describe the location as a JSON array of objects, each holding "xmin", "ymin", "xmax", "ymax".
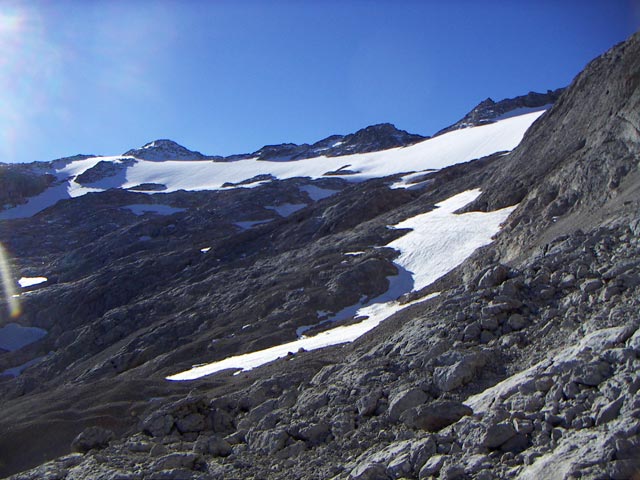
[
  {"xmin": 123, "ymin": 139, "xmax": 219, "ymax": 161},
  {"xmin": 435, "ymin": 88, "xmax": 565, "ymax": 136}
]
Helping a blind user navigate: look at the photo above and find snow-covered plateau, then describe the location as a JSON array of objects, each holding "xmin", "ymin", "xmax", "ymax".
[{"xmin": 0, "ymin": 110, "xmax": 544, "ymax": 220}]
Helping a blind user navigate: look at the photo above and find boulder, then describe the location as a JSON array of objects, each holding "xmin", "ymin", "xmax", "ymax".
[
  {"xmin": 419, "ymin": 454, "xmax": 446, "ymax": 478},
  {"xmin": 357, "ymin": 389, "xmax": 382, "ymax": 417},
  {"xmin": 150, "ymin": 452, "xmax": 204, "ymax": 471},
  {"xmin": 350, "ymin": 463, "xmax": 390, "ymax": 480},
  {"xmin": 481, "ymin": 422, "xmax": 517, "ymax": 449},
  {"xmin": 433, "ymin": 353, "xmax": 486, "ymax": 392},
  {"xmin": 71, "ymin": 426, "xmax": 115, "ymax": 453},
  {"xmin": 193, "ymin": 435, "xmax": 232, "ymax": 457},
  {"xmin": 595, "ymin": 397, "xmax": 624, "ymax": 426},
  {"xmin": 478, "ymin": 265, "xmax": 509, "ymax": 288},
  {"xmin": 401, "ymin": 401, "xmax": 473, "ymax": 432},
  {"xmin": 388, "ymin": 388, "xmax": 428, "ymax": 421}
]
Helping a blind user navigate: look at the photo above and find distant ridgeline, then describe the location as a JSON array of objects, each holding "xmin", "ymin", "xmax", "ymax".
[{"xmin": 434, "ymin": 88, "xmax": 565, "ymax": 136}]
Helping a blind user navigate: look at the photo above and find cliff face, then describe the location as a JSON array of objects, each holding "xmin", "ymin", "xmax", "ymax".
[{"xmin": 467, "ymin": 33, "xmax": 640, "ymax": 261}]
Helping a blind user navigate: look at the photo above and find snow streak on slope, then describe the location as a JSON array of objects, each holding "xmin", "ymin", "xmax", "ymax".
[
  {"xmin": 167, "ymin": 190, "xmax": 516, "ymax": 380},
  {"xmin": 18, "ymin": 277, "xmax": 47, "ymax": 288},
  {"xmin": 0, "ymin": 111, "xmax": 545, "ymax": 219},
  {"xmin": 389, "ymin": 190, "xmax": 516, "ymax": 291}
]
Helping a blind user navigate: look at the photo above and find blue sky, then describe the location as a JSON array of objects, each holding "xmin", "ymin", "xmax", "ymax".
[{"xmin": 0, "ymin": 1, "xmax": 638, "ymax": 163}]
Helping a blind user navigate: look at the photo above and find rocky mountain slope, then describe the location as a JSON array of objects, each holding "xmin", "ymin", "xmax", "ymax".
[{"xmin": 1, "ymin": 31, "xmax": 638, "ymax": 480}]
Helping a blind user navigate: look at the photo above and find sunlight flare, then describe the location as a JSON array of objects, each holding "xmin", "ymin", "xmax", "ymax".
[{"xmin": 0, "ymin": 244, "xmax": 21, "ymax": 319}]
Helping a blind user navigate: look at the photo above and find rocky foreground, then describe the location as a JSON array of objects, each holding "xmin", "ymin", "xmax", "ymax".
[{"xmin": 2, "ymin": 31, "xmax": 639, "ymax": 480}]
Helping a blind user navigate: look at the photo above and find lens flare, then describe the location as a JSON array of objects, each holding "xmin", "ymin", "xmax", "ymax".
[
  {"xmin": 0, "ymin": 243, "xmax": 21, "ymax": 319},
  {"xmin": 0, "ymin": 3, "xmax": 64, "ymax": 162}
]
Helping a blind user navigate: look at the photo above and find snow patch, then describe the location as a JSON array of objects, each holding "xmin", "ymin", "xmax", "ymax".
[
  {"xmin": 234, "ymin": 219, "xmax": 273, "ymax": 230},
  {"xmin": 390, "ymin": 170, "xmax": 436, "ymax": 189},
  {"xmin": 166, "ymin": 189, "xmax": 515, "ymax": 381},
  {"xmin": 167, "ymin": 288, "xmax": 440, "ymax": 381},
  {"xmin": 388, "ymin": 189, "xmax": 516, "ymax": 291},
  {"xmin": 18, "ymin": 277, "xmax": 47, "ymax": 288},
  {"xmin": 2, "ymin": 355, "xmax": 45, "ymax": 377},
  {"xmin": 122, "ymin": 204, "xmax": 186, "ymax": 216},
  {"xmin": 0, "ymin": 323, "xmax": 48, "ymax": 351},
  {"xmin": 300, "ymin": 185, "xmax": 339, "ymax": 201},
  {"xmin": 266, "ymin": 203, "xmax": 307, "ymax": 217}
]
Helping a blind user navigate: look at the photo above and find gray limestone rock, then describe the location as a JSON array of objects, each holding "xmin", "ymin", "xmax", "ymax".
[
  {"xmin": 400, "ymin": 401, "xmax": 473, "ymax": 432},
  {"xmin": 388, "ymin": 388, "xmax": 428, "ymax": 422},
  {"xmin": 481, "ymin": 423, "xmax": 517, "ymax": 449},
  {"xmin": 71, "ymin": 427, "xmax": 115, "ymax": 453}
]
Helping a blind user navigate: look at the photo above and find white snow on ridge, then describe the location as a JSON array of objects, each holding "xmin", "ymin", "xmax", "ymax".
[{"xmin": 1, "ymin": 110, "xmax": 545, "ymax": 219}]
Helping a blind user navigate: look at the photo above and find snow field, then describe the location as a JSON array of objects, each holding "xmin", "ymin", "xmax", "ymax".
[
  {"xmin": 1, "ymin": 110, "xmax": 544, "ymax": 219},
  {"xmin": 167, "ymin": 189, "xmax": 516, "ymax": 380}
]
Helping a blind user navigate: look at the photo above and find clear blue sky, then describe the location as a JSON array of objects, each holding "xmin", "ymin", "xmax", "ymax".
[{"xmin": 1, "ymin": 0, "xmax": 638, "ymax": 163}]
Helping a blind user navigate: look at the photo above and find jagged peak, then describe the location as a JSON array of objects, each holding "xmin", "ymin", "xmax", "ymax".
[
  {"xmin": 139, "ymin": 139, "xmax": 185, "ymax": 150},
  {"xmin": 435, "ymin": 88, "xmax": 565, "ymax": 136},
  {"xmin": 123, "ymin": 139, "xmax": 217, "ymax": 161}
]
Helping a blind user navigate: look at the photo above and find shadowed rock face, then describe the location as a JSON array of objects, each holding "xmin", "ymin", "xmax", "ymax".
[
  {"xmin": 0, "ymin": 164, "xmax": 55, "ymax": 208},
  {"xmin": 1, "ymin": 32, "xmax": 639, "ymax": 480}
]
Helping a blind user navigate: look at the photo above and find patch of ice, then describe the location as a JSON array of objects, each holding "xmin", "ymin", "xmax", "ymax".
[
  {"xmin": 168, "ymin": 287, "xmax": 440, "ymax": 381},
  {"xmin": 200, "ymin": 247, "xmax": 211, "ymax": 253},
  {"xmin": 18, "ymin": 277, "xmax": 47, "ymax": 288},
  {"xmin": 122, "ymin": 204, "xmax": 185, "ymax": 216},
  {"xmin": 1, "ymin": 355, "xmax": 45, "ymax": 377},
  {"xmin": 234, "ymin": 219, "xmax": 273, "ymax": 230},
  {"xmin": 493, "ymin": 104, "xmax": 551, "ymax": 122},
  {"xmin": 388, "ymin": 189, "xmax": 516, "ymax": 291},
  {"xmin": 300, "ymin": 185, "xmax": 339, "ymax": 201},
  {"xmin": 266, "ymin": 203, "xmax": 307, "ymax": 217},
  {"xmin": 0, "ymin": 323, "xmax": 47, "ymax": 351},
  {"xmin": 0, "ymin": 183, "xmax": 70, "ymax": 220}
]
